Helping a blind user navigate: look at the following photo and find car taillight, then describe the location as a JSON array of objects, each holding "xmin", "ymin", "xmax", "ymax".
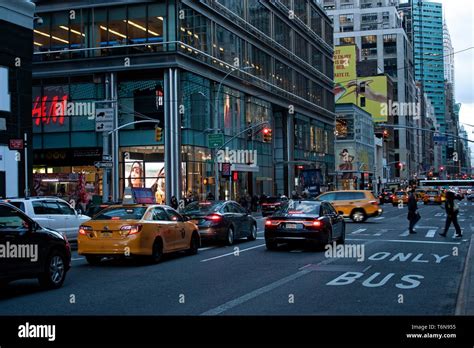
[
  {"xmin": 312, "ymin": 220, "xmax": 323, "ymax": 227},
  {"xmin": 120, "ymin": 224, "xmax": 142, "ymax": 235},
  {"xmin": 78, "ymin": 225, "xmax": 92, "ymax": 235},
  {"xmin": 265, "ymin": 220, "xmax": 272, "ymax": 226},
  {"xmin": 206, "ymin": 214, "xmax": 222, "ymax": 221},
  {"xmin": 369, "ymin": 200, "xmax": 378, "ymax": 205}
]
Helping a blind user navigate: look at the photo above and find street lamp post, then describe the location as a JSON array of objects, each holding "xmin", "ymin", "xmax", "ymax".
[{"xmin": 213, "ymin": 66, "xmax": 253, "ymax": 200}]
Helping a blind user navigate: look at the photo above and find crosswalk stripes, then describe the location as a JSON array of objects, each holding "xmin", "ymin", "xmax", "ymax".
[
  {"xmin": 351, "ymin": 228, "xmax": 367, "ymax": 234},
  {"xmin": 425, "ymin": 229, "xmax": 436, "ymax": 238}
]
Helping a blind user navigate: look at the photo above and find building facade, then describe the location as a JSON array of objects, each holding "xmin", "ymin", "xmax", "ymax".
[
  {"xmin": 0, "ymin": 0, "xmax": 35, "ymax": 198},
  {"xmin": 412, "ymin": 0, "xmax": 445, "ymax": 163},
  {"xmin": 31, "ymin": 0, "xmax": 335, "ymax": 204},
  {"xmin": 323, "ymin": 0, "xmax": 417, "ymax": 182}
]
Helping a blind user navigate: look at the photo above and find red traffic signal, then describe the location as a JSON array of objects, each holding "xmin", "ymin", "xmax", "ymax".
[
  {"xmin": 439, "ymin": 166, "xmax": 444, "ymax": 171},
  {"xmin": 263, "ymin": 127, "xmax": 272, "ymax": 143}
]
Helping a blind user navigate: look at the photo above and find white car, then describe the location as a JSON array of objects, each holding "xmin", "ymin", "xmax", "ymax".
[{"xmin": 3, "ymin": 197, "xmax": 91, "ymax": 241}]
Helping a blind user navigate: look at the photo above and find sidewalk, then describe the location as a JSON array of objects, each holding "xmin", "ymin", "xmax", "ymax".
[{"xmin": 455, "ymin": 234, "xmax": 474, "ymax": 315}]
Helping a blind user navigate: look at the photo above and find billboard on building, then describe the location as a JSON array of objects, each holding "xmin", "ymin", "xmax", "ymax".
[{"xmin": 334, "ymin": 45, "xmax": 389, "ymax": 123}]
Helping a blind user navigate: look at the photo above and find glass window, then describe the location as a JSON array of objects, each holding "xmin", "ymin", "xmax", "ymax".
[
  {"xmin": 43, "ymin": 201, "xmax": 62, "ymax": 214},
  {"xmin": 294, "ymin": 0, "xmax": 308, "ymax": 24},
  {"xmin": 94, "ymin": 207, "xmax": 148, "ymax": 220},
  {"xmin": 249, "ymin": 1, "xmax": 270, "ymax": 36},
  {"xmin": 214, "ymin": 25, "xmax": 242, "ymax": 66},
  {"xmin": 274, "ymin": 16, "xmax": 291, "ymax": 51},
  {"xmin": 0, "ymin": 206, "xmax": 29, "ymax": 232},
  {"xmin": 275, "ymin": 60, "xmax": 292, "ymax": 91},
  {"xmin": 148, "ymin": 3, "xmax": 166, "ymax": 47},
  {"xmin": 248, "ymin": 45, "xmax": 271, "ymax": 80},
  {"xmin": 295, "ymin": 33, "xmax": 308, "ymax": 62},
  {"xmin": 57, "ymin": 202, "xmax": 75, "ymax": 215},
  {"xmin": 152, "ymin": 207, "xmax": 169, "ymax": 221},
  {"xmin": 340, "ymin": 37, "xmax": 355, "ymax": 45},
  {"xmin": 107, "ymin": 7, "xmax": 127, "ymax": 47},
  {"xmin": 310, "ymin": 7, "xmax": 322, "ymax": 37},
  {"xmin": 318, "ymin": 192, "xmax": 336, "ymax": 201},
  {"xmin": 92, "ymin": 8, "xmax": 108, "ymax": 49},
  {"xmin": 8, "ymin": 202, "xmax": 26, "ymax": 212},
  {"xmin": 216, "ymin": 0, "xmax": 244, "ymax": 17},
  {"xmin": 50, "ymin": 12, "xmax": 70, "ymax": 51},
  {"xmin": 280, "ymin": 201, "xmax": 320, "ymax": 215},
  {"xmin": 179, "ymin": 5, "xmax": 210, "ymax": 56},
  {"xmin": 32, "ymin": 201, "xmax": 46, "ymax": 215},
  {"xmin": 34, "ymin": 13, "xmax": 51, "ymax": 53},
  {"xmin": 165, "ymin": 208, "xmax": 182, "ymax": 221},
  {"xmin": 69, "ymin": 9, "xmax": 86, "ymax": 51},
  {"xmin": 127, "ymin": 5, "xmax": 147, "ymax": 45}
]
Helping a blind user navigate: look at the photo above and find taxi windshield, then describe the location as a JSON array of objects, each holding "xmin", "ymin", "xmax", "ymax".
[{"xmin": 93, "ymin": 207, "xmax": 148, "ymax": 220}]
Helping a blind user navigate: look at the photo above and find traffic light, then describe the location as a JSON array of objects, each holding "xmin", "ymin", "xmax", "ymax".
[
  {"xmin": 383, "ymin": 129, "xmax": 389, "ymax": 142},
  {"xmin": 263, "ymin": 128, "xmax": 272, "ymax": 143},
  {"xmin": 203, "ymin": 177, "xmax": 208, "ymax": 185},
  {"xmin": 398, "ymin": 162, "xmax": 404, "ymax": 170},
  {"xmin": 155, "ymin": 126, "xmax": 163, "ymax": 141},
  {"xmin": 439, "ymin": 166, "xmax": 444, "ymax": 171}
]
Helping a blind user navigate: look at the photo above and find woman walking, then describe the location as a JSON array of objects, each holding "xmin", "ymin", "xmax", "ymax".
[{"xmin": 440, "ymin": 191, "xmax": 462, "ymax": 238}]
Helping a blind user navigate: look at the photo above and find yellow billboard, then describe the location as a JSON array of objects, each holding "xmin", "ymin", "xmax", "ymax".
[{"xmin": 334, "ymin": 45, "xmax": 356, "ymax": 83}]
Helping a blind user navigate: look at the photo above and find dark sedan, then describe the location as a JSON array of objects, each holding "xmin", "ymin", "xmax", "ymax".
[
  {"xmin": 0, "ymin": 202, "xmax": 71, "ymax": 289},
  {"xmin": 261, "ymin": 196, "xmax": 289, "ymax": 216},
  {"xmin": 181, "ymin": 201, "xmax": 257, "ymax": 245},
  {"xmin": 264, "ymin": 200, "xmax": 345, "ymax": 250}
]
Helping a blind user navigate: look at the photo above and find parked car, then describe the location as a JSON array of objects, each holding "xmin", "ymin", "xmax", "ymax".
[
  {"xmin": 392, "ymin": 191, "xmax": 409, "ymax": 206},
  {"xmin": 264, "ymin": 200, "xmax": 345, "ymax": 250},
  {"xmin": 78, "ymin": 204, "xmax": 200, "ymax": 265},
  {"xmin": 181, "ymin": 201, "xmax": 257, "ymax": 245},
  {"xmin": 261, "ymin": 196, "xmax": 289, "ymax": 216},
  {"xmin": 0, "ymin": 202, "xmax": 71, "ymax": 289},
  {"xmin": 315, "ymin": 190, "xmax": 382, "ymax": 222},
  {"xmin": 3, "ymin": 197, "xmax": 91, "ymax": 241}
]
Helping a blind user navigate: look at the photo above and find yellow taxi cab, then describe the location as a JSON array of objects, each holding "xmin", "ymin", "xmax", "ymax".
[
  {"xmin": 424, "ymin": 189, "xmax": 443, "ymax": 205},
  {"xmin": 391, "ymin": 191, "xmax": 409, "ymax": 206},
  {"xmin": 78, "ymin": 203, "xmax": 200, "ymax": 265},
  {"xmin": 316, "ymin": 190, "xmax": 382, "ymax": 222},
  {"xmin": 415, "ymin": 189, "xmax": 426, "ymax": 201}
]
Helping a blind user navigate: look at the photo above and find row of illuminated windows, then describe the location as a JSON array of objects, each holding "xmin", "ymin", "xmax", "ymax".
[
  {"xmin": 34, "ymin": 4, "xmax": 166, "ymax": 53},
  {"xmin": 294, "ymin": 120, "xmax": 334, "ymax": 154}
]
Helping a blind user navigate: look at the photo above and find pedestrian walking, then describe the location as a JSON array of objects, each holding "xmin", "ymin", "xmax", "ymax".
[
  {"xmin": 407, "ymin": 188, "xmax": 420, "ymax": 234},
  {"xmin": 170, "ymin": 196, "xmax": 179, "ymax": 210},
  {"xmin": 440, "ymin": 191, "xmax": 462, "ymax": 237}
]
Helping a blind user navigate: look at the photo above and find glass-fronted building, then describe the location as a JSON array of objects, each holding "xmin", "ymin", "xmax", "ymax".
[{"xmin": 32, "ymin": 0, "xmax": 335, "ymax": 204}]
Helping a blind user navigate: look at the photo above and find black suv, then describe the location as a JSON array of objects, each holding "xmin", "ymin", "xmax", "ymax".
[
  {"xmin": 261, "ymin": 196, "xmax": 289, "ymax": 217},
  {"xmin": 0, "ymin": 202, "xmax": 71, "ymax": 289}
]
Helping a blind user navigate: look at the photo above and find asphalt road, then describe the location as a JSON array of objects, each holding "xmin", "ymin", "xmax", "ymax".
[{"xmin": 1, "ymin": 202, "xmax": 473, "ymax": 315}]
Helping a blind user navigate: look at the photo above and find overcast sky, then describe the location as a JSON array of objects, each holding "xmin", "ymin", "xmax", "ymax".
[{"xmin": 434, "ymin": 0, "xmax": 474, "ymax": 159}]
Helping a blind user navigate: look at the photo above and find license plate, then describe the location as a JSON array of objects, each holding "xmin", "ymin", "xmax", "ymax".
[
  {"xmin": 101, "ymin": 231, "xmax": 112, "ymax": 237},
  {"xmin": 285, "ymin": 223, "xmax": 302, "ymax": 229},
  {"xmin": 430, "ymin": 197, "xmax": 434, "ymax": 201}
]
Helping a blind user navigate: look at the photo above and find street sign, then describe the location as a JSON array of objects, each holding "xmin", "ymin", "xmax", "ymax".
[
  {"xmin": 433, "ymin": 135, "xmax": 447, "ymax": 143},
  {"xmin": 102, "ymin": 154, "xmax": 112, "ymax": 161},
  {"xmin": 221, "ymin": 163, "xmax": 231, "ymax": 177},
  {"xmin": 94, "ymin": 161, "xmax": 113, "ymax": 169},
  {"xmin": 8, "ymin": 139, "xmax": 24, "ymax": 150},
  {"xmin": 208, "ymin": 133, "xmax": 224, "ymax": 148},
  {"xmin": 95, "ymin": 108, "xmax": 114, "ymax": 132}
]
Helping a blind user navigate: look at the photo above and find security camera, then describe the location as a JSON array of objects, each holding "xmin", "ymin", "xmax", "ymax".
[{"xmin": 34, "ymin": 16, "xmax": 43, "ymax": 25}]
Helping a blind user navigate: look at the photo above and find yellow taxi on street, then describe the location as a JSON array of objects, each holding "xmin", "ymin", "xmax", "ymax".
[
  {"xmin": 316, "ymin": 190, "xmax": 382, "ymax": 222},
  {"xmin": 423, "ymin": 189, "xmax": 443, "ymax": 205},
  {"xmin": 78, "ymin": 204, "xmax": 200, "ymax": 265},
  {"xmin": 391, "ymin": 191, "xmax": 409, "ymax": 206}
]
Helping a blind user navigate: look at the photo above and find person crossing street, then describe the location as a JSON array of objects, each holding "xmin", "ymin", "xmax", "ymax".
[
  {"xmin": 407, "ymin": 187, "xmax": 420, "ymax": 234},
  {"xmin": 440, "ymin": 190, "xmax": 462, "ymax": 238}
]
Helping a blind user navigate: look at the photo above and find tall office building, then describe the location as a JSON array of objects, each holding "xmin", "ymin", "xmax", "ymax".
[
  {"xmin": 413, "ymin": 0, "xmax": 445, "ymax": 162},
  {"xmin": 323, "ymin": 0, "xmax": 417, "ymax": 181},
  {"xmin": 443, "ymin": 20, "xmax": 455, "ymax": 89}
]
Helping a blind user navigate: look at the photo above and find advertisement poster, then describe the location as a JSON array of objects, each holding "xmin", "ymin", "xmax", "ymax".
[
  {"xmin": 124, "ymin": 160, "xmax": 166, "ymax": 204},
  {"xmin": 333, "ymin": 45, "xmax": 389, "ymax": 122}
]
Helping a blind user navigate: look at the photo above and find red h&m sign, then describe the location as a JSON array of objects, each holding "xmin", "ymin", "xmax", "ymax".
[{"xmin": 32, "ymin": 94, "xmax": 68, "ymax": 126}]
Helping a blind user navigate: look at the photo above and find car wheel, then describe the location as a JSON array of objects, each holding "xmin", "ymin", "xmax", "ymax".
[
  {"xmin": 225, "ymin": 226, "xmax": 235, "ymax": 246},
  {"xmin": 187, "ymin": 232, "xmax": 199, "ymax": 255},
  {"xmin": 38, "ymin": 250, "xmax": 67, "ymax": 289},
  {"xmin": 350, "ymin": 209, "xmax": 367, "ymax": 222},
  {"xmin": 265, "ymin": 239, "xmax": 278, "ymax": 250},
  {"xmin": 247, "ymin": 224, "xmax": 257, "ymax": 241},
  {"xmin": 85, "ymin": 255, "xmax": 102, "ymax": 265},
  {"xmin": 337, "ymin": 224, "xmax": 346, "ymax": 245},
  {"xmin": 150, "ymin": 239, "xmax": 164, "ymax": 263}
]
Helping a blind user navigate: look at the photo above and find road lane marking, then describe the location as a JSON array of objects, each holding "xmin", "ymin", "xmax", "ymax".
[
  {"xmin": 200, "ymin": 268, "xmax": 312, "ymax": 315},
  {"xmin": 199, "ymin": 246, "xmax": 217, "ymax": 251},
  {"xmin": 72, "ymin": 258, "xmax": 84, "ymax": 261},
  {"xmin": 200, "ymin": 244, "xmax": 265, "ymax": 262},
  {"xmin": 351, "ymin": 228, "xmax": 367, "ymax": 234},
  {"xmin": 399, "ymin": 231, "xmax": 410, "ymax": 236},
  {"xmin": 346, "ymin": 238, "xmax": 461, "ymax": 245},
  {"xmin": 374, "ymin": 217, "xmax": 385, "ymax": 220},
  {"xmin": 435, "ymin": 212, "xmax": 444, "ymax": 217},
  {"xmin": 425, "ymin": 230, "xmax": 436, "ymax": 238}
]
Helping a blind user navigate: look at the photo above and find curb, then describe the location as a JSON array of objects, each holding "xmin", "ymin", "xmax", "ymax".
[{"xmin": 455, "ymin": 234, "xmax": 474, "ymax": 315}]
